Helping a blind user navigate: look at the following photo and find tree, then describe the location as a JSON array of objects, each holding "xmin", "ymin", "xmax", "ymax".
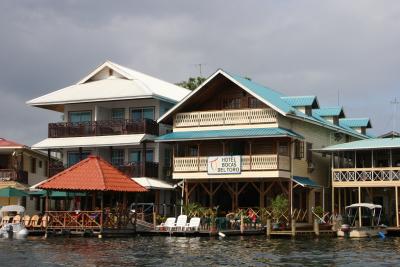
[{"xmin": 176, "ymin": 76, "xmax": 206, "ymax": 90}]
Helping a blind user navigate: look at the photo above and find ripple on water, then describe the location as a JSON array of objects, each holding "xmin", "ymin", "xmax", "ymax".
[{"xmin": 0, "ymin": 236, "xmax": 399, "ymax": 266}]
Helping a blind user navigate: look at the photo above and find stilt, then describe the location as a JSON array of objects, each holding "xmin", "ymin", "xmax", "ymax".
[
  {"xmin": 314, "ymin": 218, "xmax": 320, "ymax": 236},
  {"xmin": 358, "ymin": 187, "xmax": 362, "ymax": 227},
  {"xmin": 396, "ymin": 186, "xmax": 399, "ymax": 228},
  {"xmin": 266, "ymin": 219, "xmax": 271, "ymax": 237},
  {"xmin": 338, "ymin": 188, "xmax": 341, "ymax": 214},
  {"xmin": 291, "ymin": 219, "xmax": 296, "ymax": 237},
  {"xmin": 331, "ymin": 186, "xmax": 335, "ymax": 214}
]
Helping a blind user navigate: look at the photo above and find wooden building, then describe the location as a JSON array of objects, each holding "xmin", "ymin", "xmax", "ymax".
[{"xmin": 157, "ymin": 69, "xmax": 371, "ymax": 222}]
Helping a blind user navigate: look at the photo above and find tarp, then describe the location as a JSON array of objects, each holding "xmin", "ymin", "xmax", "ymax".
[{"xmin": 292, "ymin": 176, "xmax": 322, "ymax": 188}]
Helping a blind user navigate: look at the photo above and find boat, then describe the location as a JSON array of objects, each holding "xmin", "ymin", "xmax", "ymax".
[
  {"xmin": 0, "ymin": 205, "xmax": 28, "ymax": 239},
  {"xmin": 337, "ymin": 203, "xmax": 387, "ymax": 238}
]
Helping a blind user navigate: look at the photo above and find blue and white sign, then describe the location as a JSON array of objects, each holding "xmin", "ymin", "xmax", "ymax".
[{"xmin": 207, "ymin": 156, "xmax": 241, "ymax": 175}]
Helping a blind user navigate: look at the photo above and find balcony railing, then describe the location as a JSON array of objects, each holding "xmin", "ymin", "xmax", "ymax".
[
  {"xmin": 174, "ymin": 108, "xmax": 277, "ymax": 128},
  {"xmin": 173, "ymin": 155, "xmax": 290, "ymax": 172},
  {"xmin": 48, "ymin": 119, "xmax": 159, "ymax": 138},
  {"xmin": 0, "ymin": 169, "xmax": 28, "ymax": 184},
  {"xmin": 333, "ymin": 167, "xmax": 400, "ymax": 183}
]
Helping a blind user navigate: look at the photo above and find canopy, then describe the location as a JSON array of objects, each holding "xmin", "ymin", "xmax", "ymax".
[
  {"xmin": 38, "ymin": 155, "xmax": 148, "ymax": 192},
  {"xmin": 0, "ymin": 187, "xmax": 27, "ymax": 197},
  {"xmin": 345, "ymin": 203, "xmax": 382, "ymax": 210},
  {"xmin": 0, "ymin": 205, "xmax": 25, "ymax": 213},
  {"xmin": 292, "ymin": 176, "xmax": 322, "ymax": 188},
  {"xmin": 29, "ymin": 190, "xmax": 87, "ymax": 198},
  {"xmin": 132, "ymin": 177, "xmax": 174, "ymax": 190}
]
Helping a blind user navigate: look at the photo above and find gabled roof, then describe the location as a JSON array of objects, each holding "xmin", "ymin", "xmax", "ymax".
[
  {"xmin": 281, "ymin": 96, "xmax": 319, "ymax": 108},
  {"xmin": 0, "ymin": 138, "xmax": 26, "ymax": 149},
  {"xmin": 379, "ymin": 131, "xmax": 400, "ymax": 138},
  {"xmin": 27, "ymin": 61, "xmax": 190, "ymax": 109},
  {"xmin": 38, "ymin": 155, "xmax": 148, "ymax": 192},
  {"xmin": 156, "ymin": 127, "xmax": 303, "ymax": 142},
  {"xmin": 312, "ymin": 107, "xmax": 345, "ymax": 117},
  {"xmin": 317, "ymin": 138, "xmax": 400, "ymax": 151},
  {"xmin": 339, "ymin": 118, "xmax": 372, "ymax": 128}
]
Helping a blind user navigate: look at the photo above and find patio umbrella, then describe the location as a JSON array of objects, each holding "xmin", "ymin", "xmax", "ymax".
[{"xmin": 0, "ymin": 187, "xmax": 27, "ymax": 205}]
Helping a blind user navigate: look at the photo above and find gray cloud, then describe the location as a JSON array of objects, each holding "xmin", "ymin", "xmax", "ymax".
[{"xmin": 0, "ymin": 0, "xmax": 399, "ymax": 145}]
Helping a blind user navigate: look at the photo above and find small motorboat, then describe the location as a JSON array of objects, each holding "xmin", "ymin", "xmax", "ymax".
[
  {"xmin": 0, "ymin": 205, "xmax": 28, "ymax": 239},
  {"xmin": 337, "ymin": 203, "xmax": 387, "ymax": 238}
]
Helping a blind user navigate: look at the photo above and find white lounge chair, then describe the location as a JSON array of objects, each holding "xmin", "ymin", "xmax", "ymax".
[
  {"xmin": 185, "ymin": 217, "xmax": 201, "ymax": 231},
  {"xmin": 156, "ymin": 217, "xmax": 176, "ymax": 231},
  {"xmin": 173, "ymin": 215, "xmax": 187, "ymax": 231}
]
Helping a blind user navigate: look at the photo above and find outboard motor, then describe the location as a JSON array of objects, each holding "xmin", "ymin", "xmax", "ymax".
[{"xmin": 5, "ymin": 224, "xmax": 13, "ymax": 239}]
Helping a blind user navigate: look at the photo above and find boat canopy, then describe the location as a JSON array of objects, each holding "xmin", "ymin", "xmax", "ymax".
[
  {"xmin": 0, "ymin": 205, "xmax": 25, "ymax": 214},
  {"xmin": 345, "ymin": 203, "xmax": 382, "ymax": 210}
]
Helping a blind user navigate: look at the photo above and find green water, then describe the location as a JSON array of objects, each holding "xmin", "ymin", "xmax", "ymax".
[{"xmin": 0, "ymin": 235, "xmax": 398, "ymax": 266}]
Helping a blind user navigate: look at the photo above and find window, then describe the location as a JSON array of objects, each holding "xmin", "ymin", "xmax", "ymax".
[
  {"xmin": 129, "ymin": 149, "xmax": 154, "ymax": 162},
  {"xmin": 146, "ymin": 150, "xmax": 154, "ymax": 162},
  {"xmin": 248, "ymin": 97, "xmax": 263, "ymax": 108},
  {"xmin": 130, "ymin": 107, "xmax": 154, "ymax": 121},
  {"xmin": 67, "ymin": 151, "xmax": 91, "ymax": 167},
  {"xmin": 294, "ymin": 140, "xmax": 304, "ymax": 159},
  {"xmin": 111, "ymin": 108, "xmax": 125, "ymax": 120},
  {"xmin": 111, "ymin": 149, "xmax": 125, "ymax": 166},
  {"xmin": 30, "ymin": 158, "xmax": 37, "ymax": 173},
  {"xmin": 306, "ymin": 142, "xmax": 313, "ymax": 163},
  {"xmin": 278, "ymin": 142, "xmax": 289, "ymax": 156},
  {"xmin": 69, "ymin": 111, "xmax": 92, "ymax": 123},
  {"xmin": 188, "ymin": 146, "xmax": 198, "ymax": 157},
  {"xmin": 38, "ymin": 160, "xmax": 43, "ymax": 168},
  {"xmin": 222, "ymin": 98, "xmax": 241, "ymax": 109}
]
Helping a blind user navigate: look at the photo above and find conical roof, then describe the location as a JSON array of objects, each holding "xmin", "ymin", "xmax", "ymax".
[{"xmin": 39, "ymin": 155, "xmax": 147, "ymax": 192}]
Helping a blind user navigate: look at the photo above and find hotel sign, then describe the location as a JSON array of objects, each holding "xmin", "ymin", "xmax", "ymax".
[{"xmin": 207, "ymin": 156, "xmax": 241, "ymax": 175}]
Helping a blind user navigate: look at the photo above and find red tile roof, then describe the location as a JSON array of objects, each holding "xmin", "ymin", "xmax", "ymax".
[
  {"xmin": 39, "ymin": 156, "xmax": 148, "ymax": 192},
  {"xmin": 0, "ymin": 138, "xmax": 25, "ymax": 148}
]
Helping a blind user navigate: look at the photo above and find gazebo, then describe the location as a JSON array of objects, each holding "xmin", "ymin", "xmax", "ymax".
[{"xmin": 38, "ymin": 155, "xmax": 147, "ymax": 237}]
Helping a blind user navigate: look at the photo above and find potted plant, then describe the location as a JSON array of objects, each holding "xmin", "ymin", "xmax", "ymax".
[
  {"xmin": 313, "ymin": 206, "xmax": 324, "ymax": 224},
  {"xmin": 271, "ymin": 194, "xmax": 289, "ymax": 230}
]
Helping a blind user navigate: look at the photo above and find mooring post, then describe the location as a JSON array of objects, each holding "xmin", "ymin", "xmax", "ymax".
[
  {"xmin": 153, "ymin": 212, "xmax": 157, "ymax": 230},
  {"xmin": 266, "ymin": 218, "xmax": 271, "ymax": 237},
  {"xmin": 314, "ymin": 218, "xmax": 320, "ymax": 237},
  {"xmin": 291, "ymin": 219, "xmax": 296, "ymax": 237},
  {"xmin": 240, "ymin": 214, "xmax": 244, "ymax": 234}
]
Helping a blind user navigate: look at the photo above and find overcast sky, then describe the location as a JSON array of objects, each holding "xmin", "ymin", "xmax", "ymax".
[{"xmin": 0, "ymin": 0, "xmax": 399, "ymax": 145}]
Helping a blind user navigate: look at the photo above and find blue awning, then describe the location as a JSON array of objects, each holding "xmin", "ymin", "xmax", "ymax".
[
  {"xmin": 292, "ymin": 176, "xmax": 322, "ymax": 188},
  {"xmin": 156, "ymin": 127, "xmax": 303, "ymax": 142}
]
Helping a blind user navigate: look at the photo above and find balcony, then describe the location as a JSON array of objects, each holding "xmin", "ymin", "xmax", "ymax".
[
  {"xmin": 173, "ymin": 154, "xmax": 290, "ymax": 179},
  {"xmin": 332, "ymin": 167, "xmax": 400, "ymax": 186},
  {"xmin": 174, "ymin": 108, "xmax": 277, "ymax": 128},
  {"xmin": 0, "ymin": 169, "xmax": 28, "ymax": 184},
  {"xmin": 48, "ymin": 119, "xmax": 159, "ymax": 138}
]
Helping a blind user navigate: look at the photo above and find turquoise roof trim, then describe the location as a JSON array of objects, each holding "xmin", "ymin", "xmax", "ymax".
[
  {"xmin": 313, "ymin": 107, "xmax": 344, "ymax": 117},
  {"xmin": 339, "ymin": 118, "xmax": 371, "ymax": 128},
  {"xmin": 281, "ymin": 96, "xmax": 317, "ymax": 107},
  {"xmin": 227, "ymin": 73, "xmax": 296, "ymax": 115},
  {"xmin": 293, "ymin": 176, "xmax": 322, "ymax": 188},
  {"xmin": 319, "ymin": 138, "xmax": 400, "ymax": 151},
  {"xmin": 156, "ymin": 127, "xmax": 303, "ymax": 142}
]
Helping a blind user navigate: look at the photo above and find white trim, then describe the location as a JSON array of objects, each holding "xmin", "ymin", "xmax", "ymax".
[
  {"xmin": 77, "ymin": 61, "xmax": 133, "ymax": 84},
  {"xmin": 156, "ymin": 134, "xmax": 301, "ymax": 143}
]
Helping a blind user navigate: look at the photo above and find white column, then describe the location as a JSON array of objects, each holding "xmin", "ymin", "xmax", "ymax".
[
  {"xmin": 358, "ymin": 187, "xmax": 362, "ymax": 227},
  {"xmin": 396, "ymin": 186, "xmax": 399, "ymax": 228}
]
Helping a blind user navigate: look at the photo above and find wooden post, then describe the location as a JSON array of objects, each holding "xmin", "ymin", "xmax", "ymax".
[
  {"xmin": 153, "ymin": 211, "xmax": 157, "ymax": 230},
  {"xmin": 266, "ymin": 218, "xmax": 271, "ymax": 237},
  {"xmin": 331, "ymin": 186, "xmax": 335, "ymax": 215},
  {"xmin": 197, "ymin": 143, "xmax": 200, "ymax": 172},
  {"xmin": 99, "ymin": 192, "xmax": 104, "ymax": 238},
  {"xmin": 249, "ymin": 141, "xmax": 252, "ymax": 170},
  {"xmin": 240, "ymin": 214, "xmax": 244, "ymax": 234},
  {"xmin": 358, "ymin": 187, "xmax": 362, "ymax": 227},
  {"xmin": 47, "ymin": 149, "xmax": 51, "ymax": 177},
  {"xmin": 142, "ymin": 142, "xmax": 147, "ymax": 177},
  {"xmin": 314, "ymin": 218, "xmax": 320, "ymax": 236},
  {"xmin": 338, "ymin": 188, "xmax": 341, "ymax": 214},
  {"xmin": 291, "ymin": 219, "xmax": 296, "ymax": 237},
  {"xmin": 92, "ymin": 192, "xmax": 96, "ymax": 210},
  {"xmin": 396, "ymin": 186, "xmax": 399, "ymax": 228}
]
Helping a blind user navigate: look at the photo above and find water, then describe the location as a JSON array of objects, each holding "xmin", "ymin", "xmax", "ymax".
[{"xmin": 0, "ymin": 236, "xmax": 399, "ymax": 266}]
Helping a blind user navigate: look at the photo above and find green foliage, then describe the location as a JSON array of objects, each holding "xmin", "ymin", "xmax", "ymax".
[
  {"xmin": 176, "ymin": 77, "xmax": 206, "ymax": 90},
  {"xmin": 313, "ymin": 206, "xmax": 324, "ymax": 219},
  {"xmin": 271, "ymin": 194, "xmax": 289, "ymax": 223}
]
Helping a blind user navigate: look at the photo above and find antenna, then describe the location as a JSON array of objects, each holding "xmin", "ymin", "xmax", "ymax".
[
  {"xmin": 195, "ymin": 63, "xmax": 205, "ymax": 77},
  {"xmin": 390, "ymin": 97, "xmax": 399, "ymax": 138},
  {"xmin": 337, "ymin": 90, "xmax": 340, "ymax": 106}
]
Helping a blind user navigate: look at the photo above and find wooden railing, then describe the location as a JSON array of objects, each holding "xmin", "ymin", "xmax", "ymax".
[
  {"xmin": 333, "ymin": 167, "xmax": 400, "ymax": 183},
  {"xmin": 48, "ymin": 118, "xmax": 159, "ymax": 138},
  {"xmin": 173, "ymin": 155, "xmax": 290, "ymax": 172},
  {"xmin": 0, "ymin": 169, "xmax": 28, "ymax": 184},
  {"xmin": 174, "ymin": 108, "xmax": 277, "ymax": 128}
]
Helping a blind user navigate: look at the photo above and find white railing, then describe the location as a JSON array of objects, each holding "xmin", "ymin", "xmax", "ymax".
[
  {"xmin": 174, "ymin": 155, "xmax": 290, "ymax": 172},
  {"xmin": 174, "ymin": 108, "xmax": 277, "ymax": 128},
  {"xmin": 333, "ymin": 167, "xmax": 400, "ymax": 182}
]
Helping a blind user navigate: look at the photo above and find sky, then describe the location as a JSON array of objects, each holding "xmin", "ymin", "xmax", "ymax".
[{"xmin": 0, "ymin": 0, "xmax": 399, "ymax": 145}]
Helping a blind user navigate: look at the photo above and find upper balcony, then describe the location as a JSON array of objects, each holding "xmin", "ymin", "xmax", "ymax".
[
  {"xmin": 0, "ymin": 169, "xmax": 28, "ymax": 184},
  {"xmin": 173, "ymin": 108, "xmax": 277, "ymax": 128},
  {"xmin": 48, "ymin": 119, "xmax": 159, "ymax": 138}
]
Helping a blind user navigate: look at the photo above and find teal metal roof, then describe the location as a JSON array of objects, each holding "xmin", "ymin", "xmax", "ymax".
[
  {"xmin": 312, "ymin": 107, "xmax": 344, "ymax": 117},
  {"xmin": 29, "ymin": 190, "xmax": 86, "ymax": 197},
  {"xmin": 227, "ymin": 73, "xmax": 296, "ymax": 114},
  {"xmin": 156, "ymin": 127, "xmax": 303, "ymax": 142},
  {"xmin": 281, "ymin": 96, "xmax": 318, "ymax": 107},
  {"xmin": 339, "ymin": 118, "xmax": 371, "ymax": 128},
  {"xmin": 292, "ymin": 176, "xmax": 322, "ymax": 188},
  {"xmin": 318, "ymin": 138, "xmax": 400, "ymax": 151}
]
